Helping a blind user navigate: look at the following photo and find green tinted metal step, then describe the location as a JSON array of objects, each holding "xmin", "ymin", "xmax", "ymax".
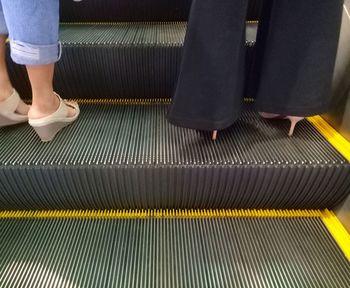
[
  {"xmin": 7, "ymin": 23, "xmax": 257, "ymax": 100},
  {"xmin": 1, "ymin": 102, "xmax": 349, "ymax": 210},
  {"xmin": 0, "ymin": 211, "xmax": 350, "ymax": 288}
]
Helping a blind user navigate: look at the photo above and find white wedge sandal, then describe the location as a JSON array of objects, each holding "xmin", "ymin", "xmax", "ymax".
[
  {"xmin": 0, "ymin": 89, "xmax": 28, "ymax": 128},
  {"xmin": 29, "ymin": 93, "xmax": 80, "ymax": 142}
]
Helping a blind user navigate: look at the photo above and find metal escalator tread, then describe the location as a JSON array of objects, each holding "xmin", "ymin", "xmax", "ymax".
[
  {"xmin": 1, "ymin": 102, "xmax": 349, "ymax": 210},
  {"xmin": 59, "ymin": 22, "xmax": 186, "ymax": 45},
  {"xmin": 0, "ymin": 215, "xmax": 350, "ymax": 287},
  {"xmin": 7, "ymin": 22, "xmax": 256, "ymax": 100}
]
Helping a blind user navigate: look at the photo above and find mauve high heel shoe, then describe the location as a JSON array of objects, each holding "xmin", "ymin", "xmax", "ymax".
[{"xmin": 259, "ymin": 112, "xmax": 304, "ymax": 137}]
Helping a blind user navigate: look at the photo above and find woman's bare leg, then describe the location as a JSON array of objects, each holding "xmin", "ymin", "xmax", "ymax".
[
  {"xmin": 27, "ymin": 64, "xmax": 75, "ymax": 119},
  {"xmin": 0, "ymin": 34, "xmax": 29, "ymax": 114}
]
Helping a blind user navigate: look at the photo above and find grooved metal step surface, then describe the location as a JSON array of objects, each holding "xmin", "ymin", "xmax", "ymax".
[
  {"xmin": 60, "ymin": 0, "xmax": 262, "ymax": 22},
  {"xmin": 1, "ymin": 103, "xmax": 349, "ymax": 210},
  {"xmin": 1, "ymin": 216, "xmax": 350, "ymax": 288},
  {"xmin": 7, "ymin": 23, "xmax": 257, "ymax": 100}
]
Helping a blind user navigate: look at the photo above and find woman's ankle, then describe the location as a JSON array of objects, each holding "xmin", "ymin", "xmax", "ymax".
[{"xmin": 29, "ymin": 92, "xmax": 59, "ymax": 119}]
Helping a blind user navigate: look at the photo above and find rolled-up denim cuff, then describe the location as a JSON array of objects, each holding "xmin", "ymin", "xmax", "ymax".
[{"xmin": 10, "ymin": 40, "xmax": 62, "ymax": 65}]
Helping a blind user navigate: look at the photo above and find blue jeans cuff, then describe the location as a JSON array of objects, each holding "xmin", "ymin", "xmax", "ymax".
[
  {"xmin": 0, "ymin": 13, "xmax": 7, "ymax": 35},
  {"xmin": 10, "ymin": 40, "xmax": 62, "ymax": 65}
]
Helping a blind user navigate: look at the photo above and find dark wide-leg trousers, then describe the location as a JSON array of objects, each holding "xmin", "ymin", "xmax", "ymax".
[{"xmin": 168, "ymin": 0, "xmax": 344, "ymax": 131}]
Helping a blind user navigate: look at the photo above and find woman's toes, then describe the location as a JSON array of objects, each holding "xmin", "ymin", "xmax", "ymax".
[{"xmin": 67, "ymin": 106, "xmax": 77, "ymax": 118}]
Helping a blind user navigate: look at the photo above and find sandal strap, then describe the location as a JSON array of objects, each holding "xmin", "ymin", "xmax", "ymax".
[
  {"xmin": 63, "ymin": 99, "xmax": 78, "ymax": 111},
  {"xmin": 54, "ymin": 93, "xmax": 70, "ymax": 118},
  {"xmin": 29, "ymin": 93, "xmax": 78, "ymax": 126}
]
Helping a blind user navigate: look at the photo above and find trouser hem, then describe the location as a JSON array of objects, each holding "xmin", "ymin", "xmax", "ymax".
[{"xmin": 9, "ymin": 40, "xmax": 62, "ymax": 65}]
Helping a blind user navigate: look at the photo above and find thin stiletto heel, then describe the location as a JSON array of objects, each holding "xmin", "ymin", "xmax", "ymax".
[
  {"xmin": 212, "ymin": 130, "xmax": 218, "ymax": 141},
  {"xmin": 286, "ymin": 116, "xmax": 304, "ymax": 137},
  {"xmin": 259, "ymin": 112, "xmax": 304, "ymax": 136}
]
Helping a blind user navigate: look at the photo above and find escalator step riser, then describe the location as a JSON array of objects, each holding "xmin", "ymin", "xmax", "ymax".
[
  {"xmin": 60, "ymin": 0, "xmax": 262, "ymax": 23},
  {"xmin": 6, "ymin": 23, "xmax": 257, "ymax": 100}
]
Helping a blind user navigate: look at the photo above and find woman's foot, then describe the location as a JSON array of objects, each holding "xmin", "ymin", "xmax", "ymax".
[
  {"xmin": 0, "ymin": 87, "xmax": 30, "ymax": 115},
  {"xmin": 0, "ymin": 89, "xmax": 30, "ymax": 127},
  {"xmin": 28, "ymin": 92, "xmax": 76, "ymax": 119},
  {"xmin": 259, "ymin": 112, "xmax": 304, "ymax": 137},
  {"xmin": 15, "ymin": 99, "xmax": 30, "ymax": 115},
  {"xmin": 29, "ymin": 93, "xmax": 80, "ymax": 142},
  {"xmin": 258, "ymin": 112, "xmax": 285, "ymax": 119}
]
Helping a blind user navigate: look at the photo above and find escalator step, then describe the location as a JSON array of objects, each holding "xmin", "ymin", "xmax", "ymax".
[
  {"xmin": 0, "ymin": 211, "xmax": 349, "ymax": 288},
  {"xmin": 7, "ymin": 23, "xmax": 257, "ymax": 100},
  {"xmin": 1, "ymin": 102, "xmax": 349, "ymax": 210},
  {"xmin": 61, "ymin": 0, "xmax": 191, "ymax": 22},
  {"xmin": 60, "ymin": 0, "xmax": 262, "ymax": 22}
]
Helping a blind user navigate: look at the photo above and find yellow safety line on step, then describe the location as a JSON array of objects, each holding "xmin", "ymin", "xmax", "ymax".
[
  {"xmin": 60, "ymin": 21, "xmax": 259, "ymax": 25},
  {"xmin": 321, "ymin": 210, "xmax": 350, "ymax": 262},
  {"xmin": 74, "ymin": 98, "xmax": 171, "ymax": 105},
  {"xmin": 60, "ymin": 21, "xmax": 187, "ymax": 25},
  {"xmin": 308, "ymin": 115, "xmax": 350, "ymax": 162},
  {"xmin": 71, "ymin": 98, "xmax": 255, "ymax": 105},
  {"xmin": 2, "ymin": 209, "xmax": 348, "ymax": 261},
  {"xmin": 0, "ymin": 209, "xmax": 323, "ymax": 220}
]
